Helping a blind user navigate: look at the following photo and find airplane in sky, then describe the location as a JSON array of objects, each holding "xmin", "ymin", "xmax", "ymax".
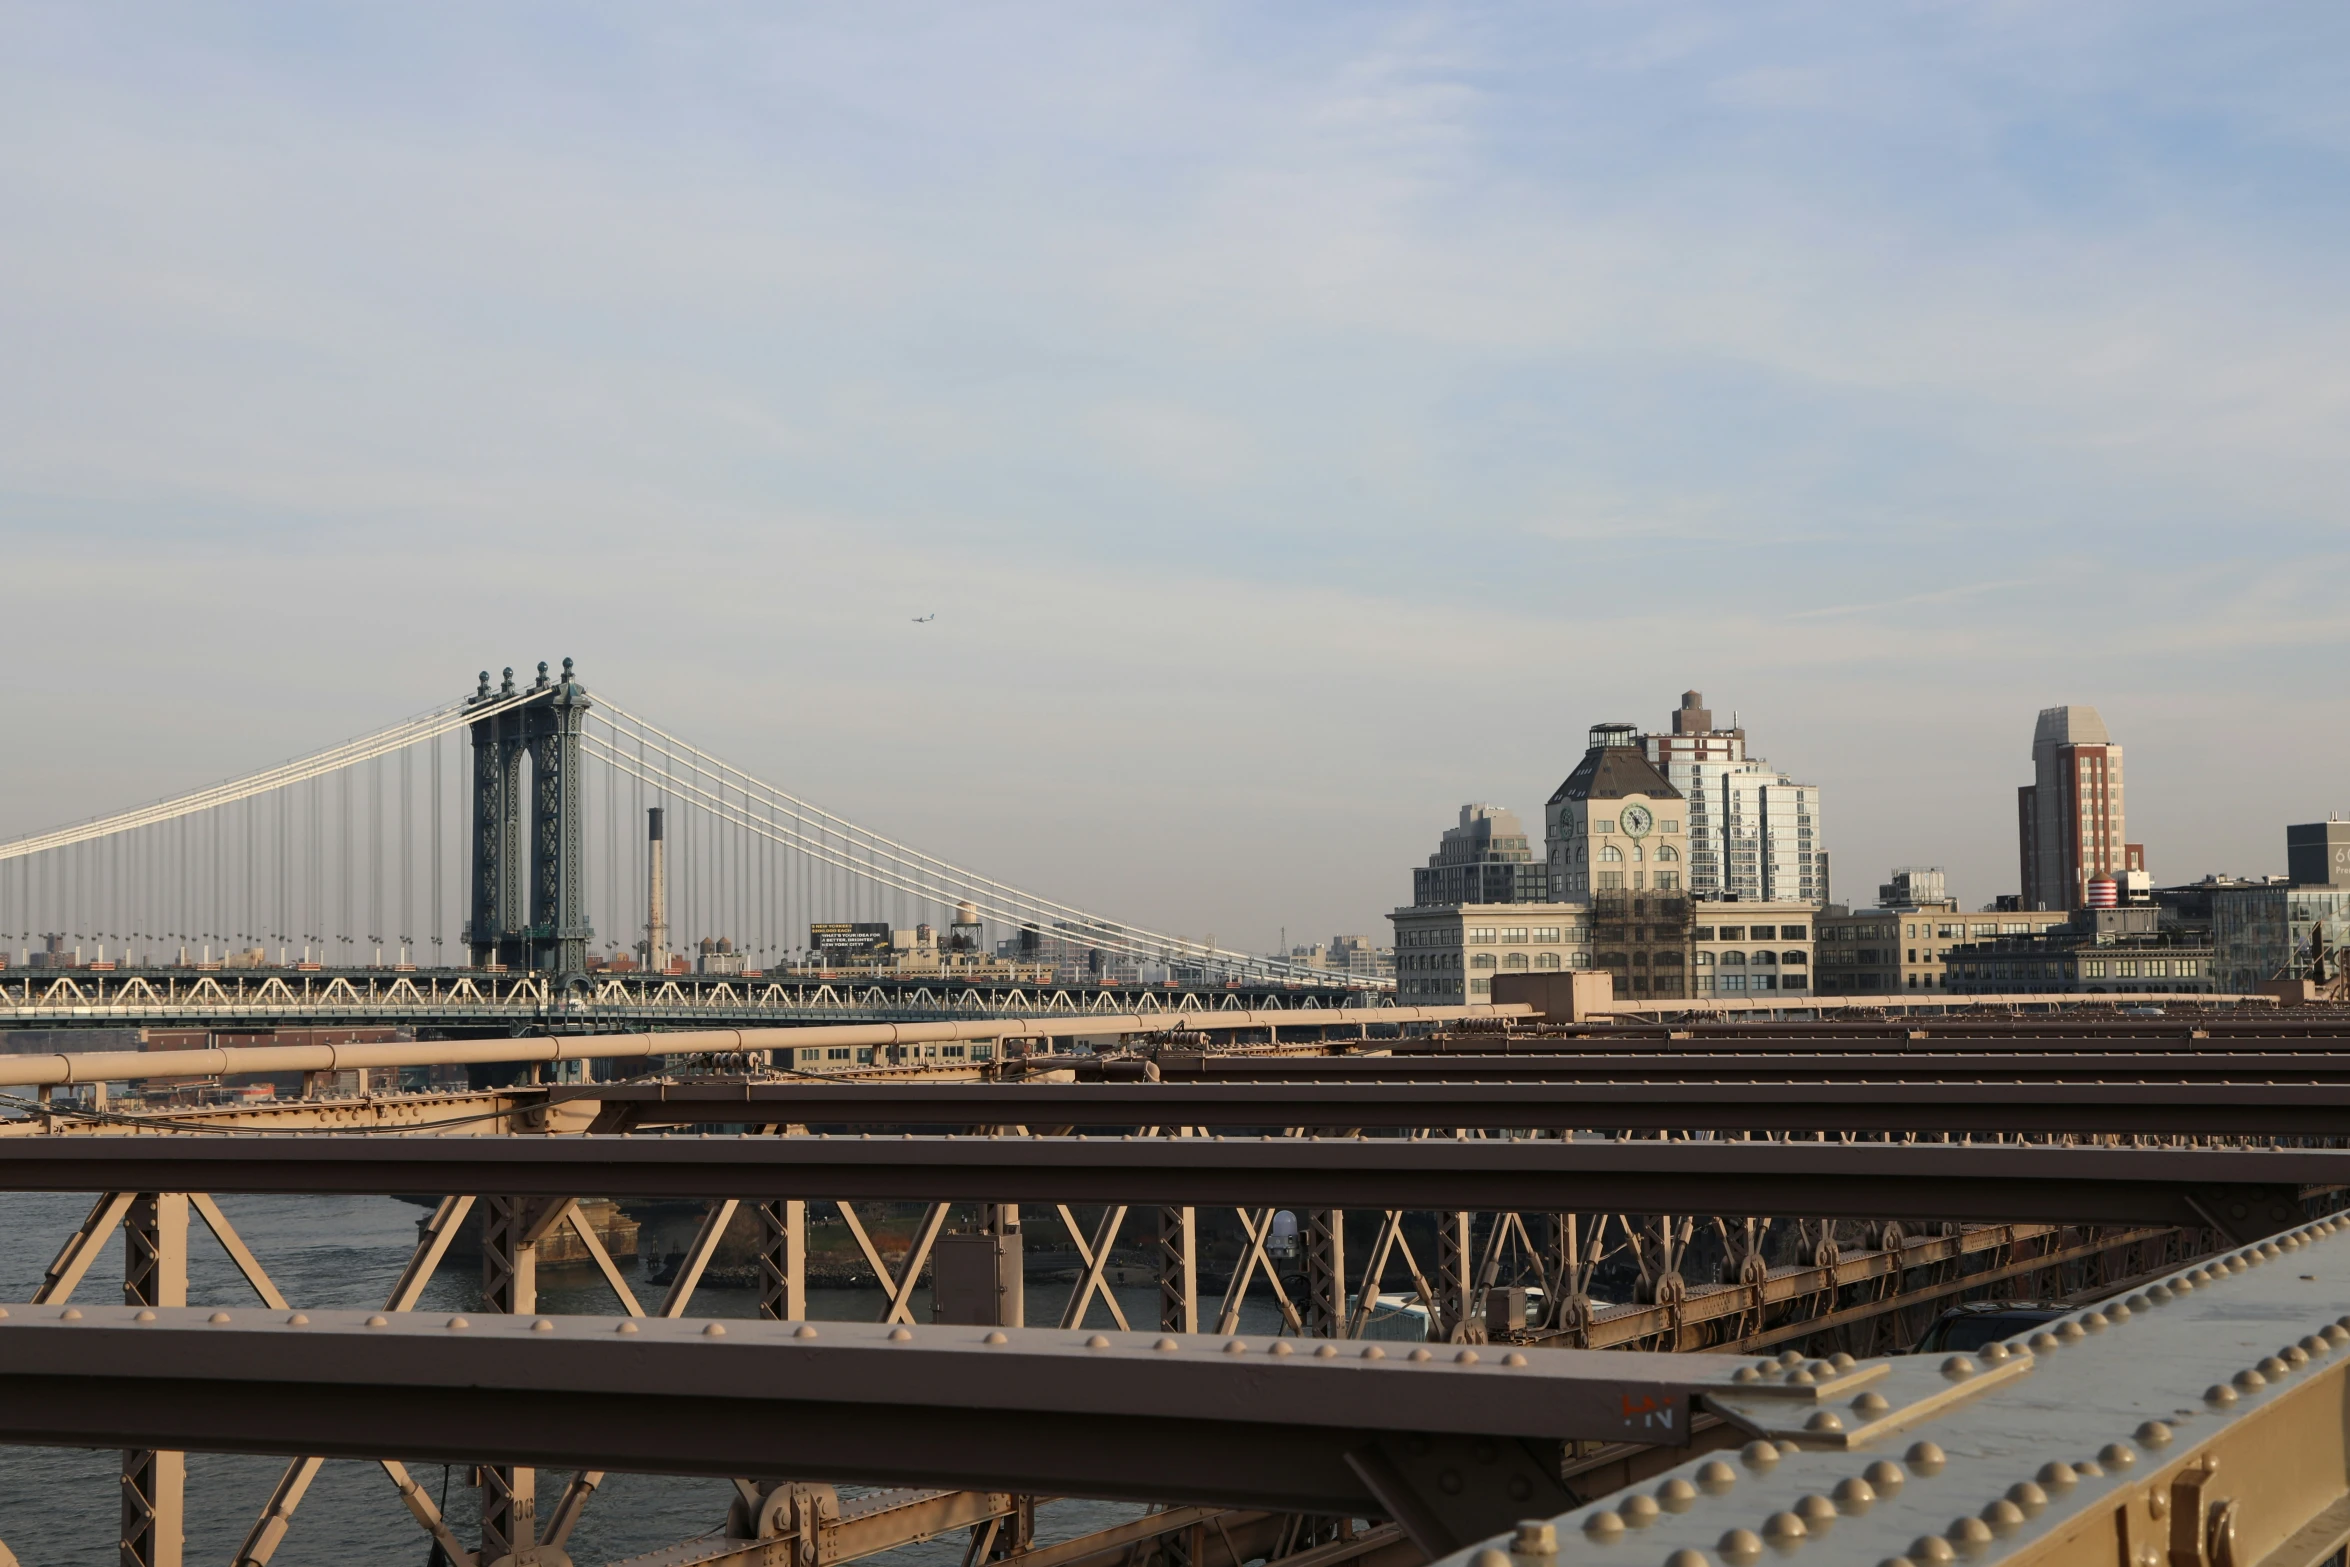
[{"xmin": 911, "ymin": 613, "xmax": 936, "ymax": 623}]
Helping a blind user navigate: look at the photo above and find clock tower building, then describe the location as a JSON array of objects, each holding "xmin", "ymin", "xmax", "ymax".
[{"xmin": 1545, "ymin": 724, "xmax": 1689, "ymax": 899}]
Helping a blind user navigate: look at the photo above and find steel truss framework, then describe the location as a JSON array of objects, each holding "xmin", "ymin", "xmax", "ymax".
[{"xmin": 0, "ymin": 1117, "xmax": 2330, "ymax": 1567}]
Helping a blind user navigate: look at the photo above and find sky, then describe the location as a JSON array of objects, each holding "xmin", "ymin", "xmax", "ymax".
[{"xmin": 3, "ymin": 2, "xmax": 2347, "ymax": 948}]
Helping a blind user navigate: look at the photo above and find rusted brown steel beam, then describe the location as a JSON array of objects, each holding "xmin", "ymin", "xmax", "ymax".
[
  {"xmin": 0, "ymin": 1135, "xmax": 2324, "ymax": 1242},
  {"xmin": 1127, "ymin": 1050, "xmax": 2350, "ymax": 1083},
  {"xmin": 0, "ymin": 1307, "xmax": 1729, "ymax": 1519},
  {"xmin": 564, "ymin": 1078, "xmax": 2350, "ymax": 1136}
]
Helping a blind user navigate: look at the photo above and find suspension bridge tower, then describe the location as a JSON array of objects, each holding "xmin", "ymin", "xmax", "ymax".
[{"xmin": 465, "ymin": 660, "xmax": 593, "ymax": 975}]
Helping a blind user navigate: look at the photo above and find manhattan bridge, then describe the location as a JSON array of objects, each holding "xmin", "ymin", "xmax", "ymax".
[{"xmin": 0, "ymin": 660, "xmax": 1374, "ymax": 1034}]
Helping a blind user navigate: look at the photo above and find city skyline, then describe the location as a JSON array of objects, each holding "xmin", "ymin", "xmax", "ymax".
[{"xmin": 5, "ymin": 7, "xmax": 2347, "ymax": 947}]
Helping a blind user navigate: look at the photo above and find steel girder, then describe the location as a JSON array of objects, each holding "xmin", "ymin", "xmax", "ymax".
[{"xmin": 0, "ymin": 1134, "xmax": 2327, "ymax": 1243}]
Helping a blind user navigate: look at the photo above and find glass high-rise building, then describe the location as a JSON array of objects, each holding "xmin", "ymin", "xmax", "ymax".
[{"xmin": 1639, "ymin": 691, "xmax": 1825, "ymax": 905}]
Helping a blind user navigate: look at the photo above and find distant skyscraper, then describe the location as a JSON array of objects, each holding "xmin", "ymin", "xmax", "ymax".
[
  {"xmin": 1414, "ymin": 804, "xmax": 1549, "ymax": 906},
  {"xmin": 1640, "ymin": 692, "xmax": 1825, "ymax": 904},
  {"xmin": 2017, "ymin": 705, "xmax": 2127, "ymax": 912}
]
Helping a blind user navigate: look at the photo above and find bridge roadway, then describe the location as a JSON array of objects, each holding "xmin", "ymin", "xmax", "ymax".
[
  {"xmin": 0, "ymin": 1133, "xmax": 2320, "ymax": 1244},
  {"xmin": 0, "ymin": 965, "xmax": 1386, "ymax": 1033}
]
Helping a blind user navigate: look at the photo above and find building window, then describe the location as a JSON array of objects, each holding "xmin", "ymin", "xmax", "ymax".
[
  {"xmin": 1663, "ymin": 820, "xmax": 1680, "ymax": 833},
  {"xmin": 1751, "ymin": 950, "xmax": 1777, "ymax": 965},
  {"xmin": 1470, "ymin": 953, "xmax": 1497, "ymax": 970},
  {"xmin": 1655, "ymin": 872, "xmax": 1680, "ymax": 890},
  {"xmin": 1503, "ymin": 953, "xmax": 1529, "ymax": 970},
  {"xmin": 1469, "ymin": 978, "xmax": 1490, "ymax": 995},
  {"xmin": 1656, "ymin": 845, "xmax": 1679, "ymax": 862},
  {"xmin": 1599, "ymin": 845, "xmax": 1624, "ymax": 862},
  {"xmin": 1693, "ymin": 927, "xmax": 1715, "ymax": 941},
  {"xmin": 2118, "ymin": 960, "xmax": 2138, "ymax": 978},
  {"xmin": 1720, "ymin": 975, "xmax": 1747, "ymax": 992},
  {"xmin": 1535, "ymin": 952, "xmax": 1561, "ymax": 970},
  {"xmin": 1597, "ymin": 872, "xmax": 1623, "ymax": 890},
  {"xmin": 2084, "ymin": 959, "xmax": 2105, "ymax": 978},
  {"xmin": 1781, "ymin": 951, "xmax": 1806, "ymax": 965},
  {"xmin": 1531, "ymin": 927, "xmax": 1561, "ymax": 942},
  {"xmin": 1718, "ymin": 927, "xmax": 1745, "ymax": 941},
  {"xmin": 1719, "ymin": 951, "xmax": 1746, "ymax": 966},
  {"xmin": 1595, "ymin": 818, "xmax": 1616, "ymax": 833}
]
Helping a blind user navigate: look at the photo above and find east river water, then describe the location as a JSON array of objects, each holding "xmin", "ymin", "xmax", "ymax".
[{"xmin": 0, "ymin": 1192, "xmax": 1412, "ymax": 1565}]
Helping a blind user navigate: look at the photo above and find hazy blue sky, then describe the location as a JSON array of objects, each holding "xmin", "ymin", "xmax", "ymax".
[{"xmin": 4, "ymin": 3, "xmax": 2347, "ymax": 945}]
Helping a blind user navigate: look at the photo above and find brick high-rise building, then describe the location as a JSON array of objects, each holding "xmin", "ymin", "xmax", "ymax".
[{"xmin": 2017, "ymin": 705, "xmax": 2131, "ymax": 912}]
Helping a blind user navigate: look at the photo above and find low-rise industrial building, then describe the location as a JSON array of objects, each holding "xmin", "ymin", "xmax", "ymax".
[
  {"xmin": 1687, "ymin": 900, "xmax": 1818, "ymax": 998},
  {"xmin": 1390, "ymin": 903, "xmax": 1592, "ymax": 1004},
  {"xmin": 1943, "ymin": 907, "xmax": 2215, "ymax": 996}
]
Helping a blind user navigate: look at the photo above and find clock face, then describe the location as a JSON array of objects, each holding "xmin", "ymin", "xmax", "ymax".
[{"xmin": 1621, "ymin": 804, "xmax": 1654, "ymax": 838}]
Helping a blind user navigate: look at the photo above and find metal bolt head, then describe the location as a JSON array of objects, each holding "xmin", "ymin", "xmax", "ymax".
[
  {"xmin": 1696, "ymin": 1460, "xmax": 1739, "ymax": 1493},
  {"xmin": 1665, "ymin": 1552, "xmax": 1709, "ymax": 1567},
  {"xmin": 891, "ymin": 1327, "xmax": 915, "ymax": 1342},
  {"xmin": 209, "ymin": 1312, "xmax": 233, "ymax": 1325},
  {"xmin": 1582, "ymin": 1511, "xmax": 1625, "ymax": 1542},
  {"xmin": 133, "ymin": 1310, "xmax": 156, "ymax": 1323},
  {"xmin": 2258, "ymin": 1356, "xmax": 2290, "ymax": 1378},
  {"xmin": 2303, "ymin": 1335, "xmax": 2332, "ymax": 1357},
  {"xmin": 985, "ymin": 1331, "xmax": 1008, "ymax": 1345},
  {"xmin": 1830, "ymin": 1352, "xmax": 1858, "ymax": 1370},
  {"xmin": 531, "ymin": 1319, "xmax": 553, "ymax": 1333},
  {"xmin": 2234, "ymin": 1368, "xmax": 2267, "ymax": 1391},
  {"xmin": 1734, "ymin": 1366, "xmax": 1763, "ymax": 1384},
  {"xmin": 1796, "ymin": 1495, "xmax": 1837, "ymax": 1529},
  {"xmin": 1155, "ymin": 1337, "xmax": 1181, "ymax": 1353},
  {"xmin": 1940, "ymin": 1355, "xmax": 1979, "ymax": 1380},
  {"xmin": 1658, "ymin": 1478, "xmax": 1700, "ymax": 1513},
  {"xmin": 2037, "ymin": 1462, "xmax": 2077, "ymax": 1489},
  {"xmin": 2205, "ymin": 1383, "xmax": 2237, "ymax": 1405},
  {"xmin": 365, "ymin": 1315, "xmax": 388, "ymax": 1328},
  {"xmin": 1761, "ymin": 1511, "xmax": 1807, "ymax": 1544},
  {"xmin": 1472, "ymin": 1551, "xmax": 1511, "ymax": 1567},
  {"xmin": 445, "ymin": 1316, "xmax": 468, "ymax": 1330},
  {"xmin": 2057, "ymin": 1321, "xmax": 2087, "ymax": 1341},
  {"xmin": 1908, "ymin": 1535, "xmax": 1956, "ymax": 1565},
  {"xmin": 1360, "ymin": 1345, "xmax": 1386, "ymax": 1360},
  {"xmin": 1906, "ymin": 1442, "xmax": 1947, "ymax": 1476},
  {"xmin": 1864, "ymin": 1460, "xmax": 1906, "ymax": 1495},
  {"xmin": 2098, "ymin": 1443, "xmax": 2136, "ymax": 1470},
  {"xmin": 2028, "ymin": 1332, "xmax": 2061, "ymax": 1353},
  {"xmin": 1806, "ymin": 1411, "xmax": 1845, "ymax": 1433},
  {"xmin": 1315, "ymin": 1344, "xmax": 1338, "ymax": 1358},
  {"xmin": 1084, "ymin": 1334, "xmax": 1110, "ymax": 1349},
  {"xmin": 2081, "ymin": 1312, "xmax": 2109, "ymax": 1331},
  {"xmin": 1853, "ymin": 1391, "xmax": 1891, "ymax": 1416},
  {"xmin": 2136, "ymin": 1421, "xmax": 2173, "ymax": 1447},
  {"xmin": 1717, "ymin": 1528, "xmax": 1763, "ymax": 1564},
  {"xmin": 1621, "ymin": 1494, "xmax": 1662, "ymax": 1526},
  {"xmin": 1502, "ymin": 1352, "xmax": 1528, "ymax": 1367},
  {"xmin": 1742, "ymin": 1441, "xmax": 1781, "ymax": 1470},
  {"xmin": 1981, "ymin": 1500, "xmax": 2026, "ymax": 1536},
  {"xmin": 2007, "ymin": 1481, "xmax": 2048, "ymax": 1514},
  {"xmin": 616, "ymin": 1321, "xmax": 639, "ymax": 1335},
  {"xmin": 795, "ymin": 1324, "xmax": 817, "ymax": 1339},
  {"xmin": 1946, "ymin": 1515, "xmax": 1994, "ymax": 1554},
  {"xmin": 1832, "ymin": 1477, "xmax": 1877, "ymax": 1514},
  {"xmin": 1512, "ymin": 1521, "xmax": 1558, "ymax": 1554}
]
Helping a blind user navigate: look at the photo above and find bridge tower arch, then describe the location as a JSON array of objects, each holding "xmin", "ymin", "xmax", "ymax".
[{"xmin": 466, "ymin": 660, "xmax": 593, "ymax": 975}]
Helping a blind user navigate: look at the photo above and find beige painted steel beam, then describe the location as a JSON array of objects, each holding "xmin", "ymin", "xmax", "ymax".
[{"xmin": 0, "ymin": 1004, "xmax": 1520, "ymax": 1088}]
